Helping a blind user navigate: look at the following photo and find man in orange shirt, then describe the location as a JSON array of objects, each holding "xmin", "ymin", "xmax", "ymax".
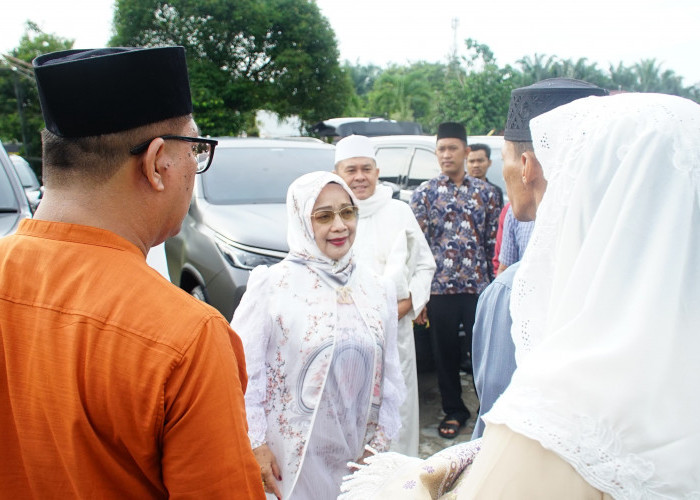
[{"xmin": 0, "ymin": 47, "xmax": 265, "ymax": 499}]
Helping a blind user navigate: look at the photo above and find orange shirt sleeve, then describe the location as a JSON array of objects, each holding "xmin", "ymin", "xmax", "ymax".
[{"xmin": 160, "ymin": 315, "xmax": 264, "ymax": 499}]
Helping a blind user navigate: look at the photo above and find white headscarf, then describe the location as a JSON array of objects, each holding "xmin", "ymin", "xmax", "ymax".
[
  {"xmin": 488, "ymin": 93, "xmax": 700, "ymax": 498},
  {"xmin": 286, "ymin": 171, "xmax": 359, "ymax": 286}
]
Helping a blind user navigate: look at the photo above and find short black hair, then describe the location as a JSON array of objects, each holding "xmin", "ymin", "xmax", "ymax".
[
  {"xmin": 469, "ymin": 143, "xmax": 491, "ymax": 159},
  {"xmin": 41, "ymin": 114, "xmax": 192, "ymax": 186}
]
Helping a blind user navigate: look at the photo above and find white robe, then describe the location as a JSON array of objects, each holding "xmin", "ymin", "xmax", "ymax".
[
  {"xmin": 354, "ymin": 185, "xmax": 436, "ymax": 456},
  {"xmin": 486, "ymin": 93, "xmax": 700, "ymax": 497}
]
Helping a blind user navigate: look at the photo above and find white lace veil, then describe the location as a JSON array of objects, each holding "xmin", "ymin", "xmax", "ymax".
[
  {"xmin": 285, "ymin": 171, "xmax": 358, "ymax": 285},
  {"xmin": 492, "ymin": 93, "xmax": 700, "ymax": 497}
]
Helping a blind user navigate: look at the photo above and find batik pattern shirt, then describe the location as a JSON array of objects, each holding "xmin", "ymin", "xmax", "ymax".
[
  {"xmin": 499, "ymin": 205, "xmax": 535, "ymax": 268},
  {"xmin": 410, "ymin": 174, "xmax": 500, "ymax": 295}
]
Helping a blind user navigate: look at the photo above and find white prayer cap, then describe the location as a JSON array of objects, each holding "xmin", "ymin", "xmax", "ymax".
[{"xmin": 334, "ymin": 135, "xmax": 376, "ymax": 164}]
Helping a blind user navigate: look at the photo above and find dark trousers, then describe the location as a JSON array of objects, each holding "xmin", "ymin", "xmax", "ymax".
[{"xmin": 427, "ymin": 293, "xmax": 478, "ymax": 423}]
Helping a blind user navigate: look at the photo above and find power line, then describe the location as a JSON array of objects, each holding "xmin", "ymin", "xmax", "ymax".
[{"xmin": 1, "ymin": 54, "xmax": 36, "ymax": 81}]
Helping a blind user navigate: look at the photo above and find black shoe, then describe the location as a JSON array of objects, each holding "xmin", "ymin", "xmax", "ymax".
[{"xmin": 460, "ymin": 358, "xmax": 473, "ymax": 374}]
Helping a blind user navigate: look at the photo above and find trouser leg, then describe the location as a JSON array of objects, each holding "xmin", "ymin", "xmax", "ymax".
[
  {"xmin": 460, "ymin": 293, "xmax": 479, "ymax": 371},
  {"xmin": 428, "ymin": 294, "xmax": 469, "ymax": 421}
]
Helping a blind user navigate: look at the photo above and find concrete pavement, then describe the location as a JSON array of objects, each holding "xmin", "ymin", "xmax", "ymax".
[{"xmin": 417, "ymin": 368, "xmax": 478, "ymax": 458}]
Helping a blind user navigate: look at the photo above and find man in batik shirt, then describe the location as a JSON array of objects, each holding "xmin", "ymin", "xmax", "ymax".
[{"xmin": 410, "ymin": 122, "xmax": 500, "ymax": 439}]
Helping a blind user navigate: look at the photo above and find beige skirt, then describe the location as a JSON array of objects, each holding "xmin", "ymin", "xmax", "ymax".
[{"xmin": 455, "ymin": 423, "xmax": 614, "ymax": 499}]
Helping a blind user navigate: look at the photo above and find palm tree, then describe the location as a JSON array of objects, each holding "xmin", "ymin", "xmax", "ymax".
[
  {"xmin": 609, "ymin": 62, "xmax": 637, "ymax": 91},
  {"xmin": 367, "ymin": 67, "xmax": 432, "ymax": 121},
  {"xmin": 634, "ymin": 59, "xmax": 664, "ymax": 92},
  {"xmin": 516, "ymin": 53, "xmax": 558, "ymax": 84}
]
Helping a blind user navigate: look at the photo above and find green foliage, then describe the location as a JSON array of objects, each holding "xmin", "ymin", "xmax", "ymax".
[
  {"xmin": 0, "ymin": 22, "xmax": 73, "ymax": 172},
  {"xmin": 366, "ymin": 65, "xmax": 434, "ymax": 122},
  {"xmin": 343, "ymin": 40, "xmax": 699, "ymax": 136},
  {"xmin": 111, "ymin": 0, "xmax": 352, "ymax": 135},
  {"xmin": 610, "ymin": 59, "xmax": 692, "ymax": 97},
  {"xmin": 515, "ymin": 53, "xmax": 696, "ymax": 101},
  {"xmin": 344, "ymin": 62, "xmax": 383, "ymax": 96},
  {"xmin": 432, "ymin": 40, "xmax": 516, "ymax": 135},
  {"xmin": 2, "ymin": 15, "xmax": 698, "ymax": 172}
]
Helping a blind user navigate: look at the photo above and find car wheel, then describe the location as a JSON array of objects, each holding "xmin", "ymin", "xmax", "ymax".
[{"xmin": 190, "ymin": 284, "xmax": 208, "ymax": 302}]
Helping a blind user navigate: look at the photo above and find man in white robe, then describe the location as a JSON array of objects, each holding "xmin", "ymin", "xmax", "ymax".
[{"xmin": 335, "ymin": 135, "xmax": 436, "ymax": 456}]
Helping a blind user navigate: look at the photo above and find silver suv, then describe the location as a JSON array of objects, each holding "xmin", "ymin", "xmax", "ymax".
[
  {"xmin": 1, "ymin": 145, "xmax": 33, "ymax": 237},
  {"xmin": 9, "ymin": 155, "xmax": 42, "ymax": 212},
  {"xmin": 165, "ymin": 137, "xmax": 335, "ymax": 321}
]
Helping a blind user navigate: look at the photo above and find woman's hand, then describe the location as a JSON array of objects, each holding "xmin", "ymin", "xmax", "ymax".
[
  {"xmin": 253, "ymin": 444, "xmax": 282, "ymax": 499},
  {"xmin": 357, "ymin": 447, "xmax": 375, "ymax": 466}
]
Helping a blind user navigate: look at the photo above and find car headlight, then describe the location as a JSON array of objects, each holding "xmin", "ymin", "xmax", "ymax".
[{"xmin": 214, "ymin": 236, "xmax": 285, "ymax": 270}]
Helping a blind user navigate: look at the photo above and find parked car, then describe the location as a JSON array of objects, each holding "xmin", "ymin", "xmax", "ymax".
[
  {"xmin": 312, "ymin": 117, "xmax": 423, "ymax": 139},
  {"xmin": 165, "ymin": 137, "xmax": 335, "ymax": 321},
  {"xmin": 0, "ymin": 145, "xmax": 32, "ymax": 237},
  {"xmin": 369, "ymin": 134, "xmax": 506, "ymax": 203},
  {"xmin": 9, "ymin": 154, "xmax": 42, "ymax": 212}
]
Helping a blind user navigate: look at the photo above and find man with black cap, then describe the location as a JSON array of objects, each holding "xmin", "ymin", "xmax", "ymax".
[
  {"xmin": 471, "ymin": 78, "xmax": 608, "ymax": 439},
  {"xmin": 340, "ymin": 77, "xmax": 614, "ymax": 499},
  {"xmin": 334, "ymin": 134, "xmax": 435, "ymax": 456},
  {"xmin": 410, "ymin": 122, "xmax": 501, "ymax": 439},
  {"xmin": 0, "ymin": 47, "xmax": 265, "ymax": 498}
]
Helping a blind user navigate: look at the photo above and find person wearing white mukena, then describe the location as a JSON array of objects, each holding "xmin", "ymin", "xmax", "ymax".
[{"xmin": 335, "ymin": 135, "xmax": 436, "ymax": 456}]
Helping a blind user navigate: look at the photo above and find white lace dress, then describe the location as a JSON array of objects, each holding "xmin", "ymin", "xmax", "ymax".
[
  {"xmin": 484, "ymin": 93, "xmax": 700, "ymax": 498},
  {"xmin": 232, "ymin": 259, "xmax": 403, "ymax": 499}
]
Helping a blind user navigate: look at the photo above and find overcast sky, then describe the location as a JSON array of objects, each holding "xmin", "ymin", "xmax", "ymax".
[{"xmin": 3, "ymin": 0, "xmax": 699, "ymax": 85}]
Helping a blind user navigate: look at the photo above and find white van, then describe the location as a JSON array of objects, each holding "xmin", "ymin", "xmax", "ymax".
[{"xmin": 370, "ymin": 134, "xmax": 506, "ymax": 203}]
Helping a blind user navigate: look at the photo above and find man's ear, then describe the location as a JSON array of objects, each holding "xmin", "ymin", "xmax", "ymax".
[
  {"xmin": 141, "ymin": 138, "xmax": 167, "ymax": 192},
  {"xmin": 521, "ymin": 151, "xmax": 543, "ymax": 185}
]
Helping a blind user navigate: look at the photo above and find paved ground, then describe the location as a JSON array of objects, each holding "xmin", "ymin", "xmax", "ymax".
[{"xmin": 417, "ymin": 368, "xmax": 479, "ymax": 458}]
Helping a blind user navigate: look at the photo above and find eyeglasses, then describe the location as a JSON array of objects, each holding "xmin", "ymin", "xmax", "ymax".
[
  {"xmin": 129, "ymin": 135, "xmax": 219, "ymax": 174},
  {"xmin": 311, "ymin": 206, "xmax": 359, "ymax": 225}
]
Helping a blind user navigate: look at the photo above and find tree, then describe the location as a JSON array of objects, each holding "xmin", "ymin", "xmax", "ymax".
[
  {"xmin": 366, "ymin": 64, "xmax": 436, "ymax": 122},
  {"xmin": 609, "ymin": 58, "xmax": 695, "ymax": 99},
  {"xmin": 608, "ymin": 62, "xmax": 638, "ymax": 91},
  {"xmin": 344, "ymin": 61, "xmax": 383, "ymax": 97},
  {"xmin": 515, "ymin": 53, "xmax": 558, "ymax": 86},
  {"xmin": 433, "ymin": 40, "xmax": 516, "ymax": 135},
  {"xmin": 111, "ymin": 0, "xmax": 352, "ymax": 135},
  {"xmin": 0, "ymin": 22, "xmax": 73, "ymax": 171},
  {"xmin": 550, "ymin": 58, "xmax": 611, "ymax": 88}
]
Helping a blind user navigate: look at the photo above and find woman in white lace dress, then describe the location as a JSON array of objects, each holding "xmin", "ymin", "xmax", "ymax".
[
  {"xmin": 232, "ymin": 171, "xmax": 404, "ymax": 499},
  {"xmin": 342, "ymin": 93, "xmax": 700, "ymax": 499},
  {"xmin": 469, "ymin": 93, "xmax": 700, "ymax": 498}
]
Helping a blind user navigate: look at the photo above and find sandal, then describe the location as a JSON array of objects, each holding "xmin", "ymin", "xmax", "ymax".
[{"xmin": 438, "ymin": 417, "xmax": 462, "ymax": 439}]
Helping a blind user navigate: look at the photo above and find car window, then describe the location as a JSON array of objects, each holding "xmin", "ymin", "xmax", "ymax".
[
  {"xmin": 11, "ymin": 158, "xmax": 40, "ymax": 189},
  {"xmin": 202, "ymin": 147, "xmax": 335, "ymax": 204},
  {"xmin": 0, "ymin": 163, "xmax": 19, "ymax": 210},
  {"xmin": 407, "ymin": 148, "xmax": 440, "ymax": 187},
  {"xmin": 376, "ymin": 147, "xmax": 411, "ymax": 184}
]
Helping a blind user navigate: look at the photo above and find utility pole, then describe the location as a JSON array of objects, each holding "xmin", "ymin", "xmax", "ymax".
[
  {"xmin": 451, "ymin": 18, "xmax": 459, "ymax": 60},
  {"xmin": 12, "ymin": 69, "xmax": 31, "ymax": 158},
  {"xmin": 447, "ymin": 18, "xmax": 461, "ymax": 79},
  {"xmin": 1, "ymin": 54, "xmax": 35, "ymax": 158}
]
